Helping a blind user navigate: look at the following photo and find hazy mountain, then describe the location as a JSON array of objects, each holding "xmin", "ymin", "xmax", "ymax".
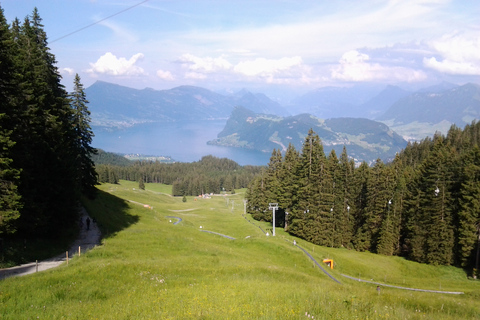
[
  {"xmin": 207, "ymin": 106, "xmax": 407, "ymax": 164},
  {"xmin": 230, "ymin": 89, "xmax": 290, "ymax": 116},
  {"xmin": 415, "ymin": 81, "xmax": 458, "ymax": 93},
  {"xmin": 85, "ymin": 81, "xmax": 288, "ymax": 128},
  {"xmin": 359, "ymin": 85, "xmax": 411, "ymax": 118},
  {"xmin": 287, "ymin": 84, "xmax": 384, "ymax": 118},
  {"xmin": 377, "ymin": 83, "xmax": 480, "ymax": 125},
  {"xmin": 375, "ymin": 83, "xmax": 480, "ymax": 141}
]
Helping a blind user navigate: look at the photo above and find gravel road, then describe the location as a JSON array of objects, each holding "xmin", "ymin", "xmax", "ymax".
[{"xmin": 0, "ymin": 208, "xmax": 101, "ymax": 280}]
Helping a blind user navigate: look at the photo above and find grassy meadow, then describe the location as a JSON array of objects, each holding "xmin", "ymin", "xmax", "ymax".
[{"xmin": 1, "ymin": 180, "xmax": 479, "ymax": 319}]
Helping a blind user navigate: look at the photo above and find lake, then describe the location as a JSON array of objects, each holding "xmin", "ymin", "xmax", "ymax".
[{"xmin": 92, "ymin": 120, "xmax": 272, "ymax": 166}]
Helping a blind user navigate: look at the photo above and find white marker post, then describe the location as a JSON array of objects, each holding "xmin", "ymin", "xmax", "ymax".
[{"xmin": 269, "ymin": 203, "xmax": 278, "ymax": 236}]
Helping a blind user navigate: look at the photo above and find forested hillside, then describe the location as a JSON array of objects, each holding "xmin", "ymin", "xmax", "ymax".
[
  {"xmin": 0, "ymin": 7, "xmax": 97, "ymax": 237},
  {"xmin": 246, "ymin": 123, "xmax": 480, "ymax": 273},
  {"xmin": 208, "ymin": 106, "xmax": 407, "ymax": 163},
  {"xmin": 96, "ymin": 155, "xmax": 262, "ymax": 196}
]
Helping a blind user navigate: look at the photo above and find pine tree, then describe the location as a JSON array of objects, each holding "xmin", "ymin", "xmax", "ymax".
[
  {"xmin": 9, "ymin": 8, "xmax": 79, "ymax": 235},
  {"xmin": 335, "ymin": 146, "xmax": 355, "ymax": 248},
  {"xmin": 405, "ymin": 137, "xmax": 455, "ymax": 265},
  {"xmin": 352, "ymin": 162, "xmax": 370, "ymax": 251},
  {"xmin": 69, "ymin": 73, "xmax": 98, "ymax": 199},
  {"xmin": 0, "ymin": 6, "xmax": 22, "ymax": 235},
  {"xmin": 292, "ymin": 129, "xmax": 327, "ymax": 243},
  {"xmin": 278, "ymin": 143, "xmax": 300, "ymax": 230},
  {"xmin": 457, "ymin": 146, "xmax": 480, "ymax": 267},
  {"xmin": 354, "ymin": 159, "xmax": 394, "ymax": 252}
]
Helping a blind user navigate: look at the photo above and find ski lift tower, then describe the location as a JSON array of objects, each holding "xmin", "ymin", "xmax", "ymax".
[{"xmin": 269, "ymin": 203, "xmax": 278, "ymax": 236}]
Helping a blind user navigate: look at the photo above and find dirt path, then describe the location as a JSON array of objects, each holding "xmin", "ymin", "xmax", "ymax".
[
  {"xmin": 341, "ymin": 274, "xmax": 464, "ymax": 294},
  {"xmin": 0, "ymin": 208, "xmax": 101, "ymax": 280}
]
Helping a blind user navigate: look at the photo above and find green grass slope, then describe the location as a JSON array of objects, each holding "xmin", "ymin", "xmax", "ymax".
[{"xmin": 1, "ymin": 181, "xmax": 479, "ymax": 319}]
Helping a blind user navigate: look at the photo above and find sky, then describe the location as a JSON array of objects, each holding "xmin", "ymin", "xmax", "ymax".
[{"xmin": 1, "ymin": 0, "xmax": 480, "ymax": 99}]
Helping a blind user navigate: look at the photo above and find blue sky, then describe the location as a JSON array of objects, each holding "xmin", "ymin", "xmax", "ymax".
[{"xmin": 2, "ymin": 0, "xmax": 479, "ymax": 97}]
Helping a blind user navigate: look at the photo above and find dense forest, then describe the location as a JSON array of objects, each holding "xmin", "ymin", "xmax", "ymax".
[
  {"xmin": 95, "ymin": 155, "xmax": 262, "ymax": 196},
  {"xmin": 246, "ymin": 125, "xmax": 480, "ymax": 274},
  {"xmin": 0, "ymin": 7, "xmax": 97, "ymax": 238}
]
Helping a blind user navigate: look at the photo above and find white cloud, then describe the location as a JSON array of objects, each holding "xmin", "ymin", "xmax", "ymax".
[
  {"xmin": 331, "ymin": 50, "xmax": 427, "ymax": 82},
  {"xmin": 156, "ymin": 69, "xmax": 174, "ymax": 80},
  {"xmin": 423, "ymin": 32, "xmax": 480, "ymax": 75},
  {"xmin": 87, "ymin": 52, "xmax": 146, "ymax": 76},
  {"xmin": 61, "ymin": 67, "xmax": 75, "ymax": 76},
  {"xmin": 176, "ymin": 54, "xmax": 312, "ymax": 84},
  {"xmin": 179, "ymin": 54, "xmax": 232, "ymax": 73}
]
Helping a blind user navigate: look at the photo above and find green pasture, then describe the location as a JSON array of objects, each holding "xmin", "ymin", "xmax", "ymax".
[{"xmin": 1, "ymin": 180, "xmax": 479, "ymax": 319}]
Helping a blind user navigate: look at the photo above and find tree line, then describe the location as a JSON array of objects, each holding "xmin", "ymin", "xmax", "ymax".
[
  {"xmin": 246, "ymin": 124, "xmax": 480, "ymax": 273},
  {"xmin": 0, "ymin": 7, "xmax": 97, "ymax": 238},
  {"xmin": 96, "ymin": 155, "xmax": 262, "ymax": 196}
]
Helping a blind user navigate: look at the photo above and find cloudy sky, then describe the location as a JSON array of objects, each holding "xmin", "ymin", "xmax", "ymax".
[{"xmin": 2, "ymin": 0, "xmax": 479, "ymax": 97}]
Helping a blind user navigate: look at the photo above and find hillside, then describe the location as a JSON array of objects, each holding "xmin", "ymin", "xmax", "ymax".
[
  {"xmin": 1, "ymin": 181, "xmax": 478, "ymax": 319},
  {"xmin": 207, "ymin": 106, "xmax": 407, "ymax": 163}
]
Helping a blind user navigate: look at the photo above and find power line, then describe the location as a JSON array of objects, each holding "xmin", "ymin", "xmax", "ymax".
[{"xmin": 50, "ymin": 0, "xmax": 149, "ymax": 43}]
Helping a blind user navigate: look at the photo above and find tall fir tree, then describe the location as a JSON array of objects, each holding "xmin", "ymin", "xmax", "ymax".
[
  {"xmin": 335, "ymin": 146, "xmax": 355, "ymax": 248},
  {"xmin": 406, "ymin": 136, "xmax": 455, "ymax": 265},
  {"xmin": 0, "ymin": 6, "xmax": 21, "ymax": 235},
  {"xmin": 457, "ymin": 146, "xmax": 480, "ymax": 267},
  {"xmin": 69, "ymin": 73, "xmax": 98, "ymax": 199},
  {"xmin": 278, "ymin": 143, "xmax": 300, "ymax": 230},
  {"xmin": 291, "ymin": 129, "xmax": 327, "ymax": 243},
  {"xmin": 9, "ymin": 8, "xmax": 78, "ymax": 236}
]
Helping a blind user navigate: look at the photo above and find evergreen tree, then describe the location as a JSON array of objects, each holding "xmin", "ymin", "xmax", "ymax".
[
  {"xmin": 139, "ymin": 178, "xmax": 145, "ymax": 190},
  {"xmin": 335, "ymin": 146, "xmax": 355, "ymax": 248},
  {"xmin": 291, "ymin": 129, "xmax": 326, "ymax": 243},
  {"xmin": 264, "ymin": 149, "xmax": 283, "ymax": 224},
  {"xmin": 457, "ymin": 146, "xmax": 480, "ymax": 267},
  {"xmin": 6, "ymin": 9, "xmax": 78, "ymax": 235},
  {"xmin": 0, "ymin": 6, "xmax": 21, "ymax": 235},
  {"xmin": 405, "ymin": 137, "xmax": 455, "ymax": 265},
  {"xmin": 278, "ymin": 143, "xmax": 300, "ymax": 230},
  {"xmin": 352, "ymin": 162, "xmax": 370, "ymax": 250},
  {"xmin": 69, "ymin": 73, "xmax": 98, "ymax": 199}
]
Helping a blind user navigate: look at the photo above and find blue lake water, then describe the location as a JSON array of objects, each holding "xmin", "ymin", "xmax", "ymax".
[{"xmin": 92, "ymin": 120, "xmax": 271, "ymax": 166}]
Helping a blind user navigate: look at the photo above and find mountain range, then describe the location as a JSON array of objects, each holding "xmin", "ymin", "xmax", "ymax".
[
  {"xmin": 86, "ymin": 81, "xmax": 289, "ymax": 129},
  {"xmin": 86, "ymin": 80, "xmax": 480, "ymax": 163}
]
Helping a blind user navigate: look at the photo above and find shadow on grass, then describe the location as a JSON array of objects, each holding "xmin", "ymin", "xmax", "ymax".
[{"xmin": 82, "ymin": 189, "xmax": 140, "ymax": 239}]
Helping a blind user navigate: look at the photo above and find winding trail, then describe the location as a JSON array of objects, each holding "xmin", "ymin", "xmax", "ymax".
[
  {"xmin": 294, "ymin": 243, "xmax": 342, "ymax": 284},
  {"xmin": 166, "ymin": 216, "xmax": 182, "ymax": 225},
  {"xmin": 200, "ymin": 230, "xmax": 236, "ymax": 240},
  {"xmin": 243, "ymin": 215, "xmax": 267, "ymax": 234},
  {"xmin": 341, "ymin": 274, "xmax": 464, "ymax": 294},
  {"xmin": 242, "ymin": 215, "xmax": 341, "ymax": 284},
  {"xmin": 0, "ymin": 208, "xmax": 101, "ymax": 280}
]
